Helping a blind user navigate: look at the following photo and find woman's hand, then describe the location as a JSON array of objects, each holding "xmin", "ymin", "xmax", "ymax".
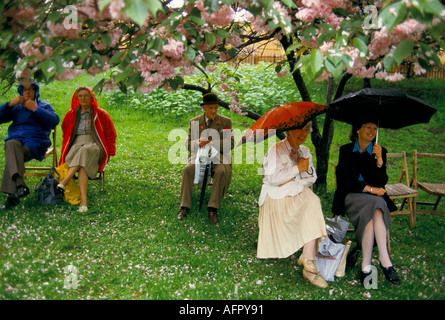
[
  {"xmin": 297, "ymin": 158, "xmax": 309, "ymax": 173},
  {"xmin": 366, "ymin": 185, "xmax": 386, "ymax": 196},
  {"xmin": 373, "ymin": 143, "xmax": 384, "ymax": 166}
]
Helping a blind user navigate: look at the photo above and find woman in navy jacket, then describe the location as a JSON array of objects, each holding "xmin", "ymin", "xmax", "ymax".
[
  {"xmin": 332, "ymin": 120, "xmax": 400, "ymax": 287},
  {"xmin": 0, "ymin": 79, "xmax": 59, "ymax": 210}
]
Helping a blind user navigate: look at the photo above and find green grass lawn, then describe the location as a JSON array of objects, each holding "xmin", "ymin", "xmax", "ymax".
[{"xmin": 0, "ymin": 75, "xmax": 444, "ymax": 300}]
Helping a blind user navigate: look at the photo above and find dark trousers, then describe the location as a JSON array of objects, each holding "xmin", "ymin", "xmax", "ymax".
[{"xmin": 1, "ymin": 140, "xmax": 33, "ymax": 195}]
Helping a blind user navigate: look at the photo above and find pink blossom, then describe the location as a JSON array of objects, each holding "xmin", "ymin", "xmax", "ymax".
[
  {"xmin": 385, "ymin": 72, "xmax": 404, "ymax": 81},
  {"xmin": 375, "ymin": 71, "xmax": 388, "ymax": 80},
  {"xmin": 108, "ymin": 0, "xmax": 125, "ymax": 19},
  {"xmin": 109, "ymin": 28, "xmax": 123, "ymax": 46},
  {"xmin": 86, "ymin": 61, "xmax": 109, "ymax": 75},
  {"xmin": 197, "ymin": 1, "xmax": 234, "ymax": 26},
  {"xmin": 162, "ymin": 39, "xmax": 185, "ymax": 59},
  {"xmin": 218, "ymin": 83, "xmax": 229, "ymax": 91},
  {"xmin": 391, "ymin": 19, "xmax": 427, "ymax": 43},
  {"xmin": 19, "ymin": 38, "xmax": 53, "ymax": 63},
  {"xmin": 226, "ymin": 34, "xmax": 242, "ymax": 47},
  {"xmin": 47, "ymin": 21, "xmax": 81, "ymax": 38},
  {"xmin": 229, "ymin": 104, "xmax": 248, "ymax": 116},
  {"xmin": 55, "ymin": 68, "xmax": 83, "ymax": 81},
  {"xmin": 413, "ymin": 62, "xmax": 427, "ymax": 75}
]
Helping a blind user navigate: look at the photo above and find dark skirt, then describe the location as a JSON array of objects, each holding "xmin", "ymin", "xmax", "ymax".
[{"xmin": 344, "ymin": 193, "xmax": 391, "ymax": 246}]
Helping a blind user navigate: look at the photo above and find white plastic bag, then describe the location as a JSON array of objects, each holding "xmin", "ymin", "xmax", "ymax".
[
  {"xmin": 325, "ymin": 215, "xmax": 350, "ymax": 243},
  {"xmin": 193, "ymin": 144, "xmax": 218, "ymax": 185},
  {"xmin": 316, "ymin": 237, "xmax": 346, "ymax": 282}
]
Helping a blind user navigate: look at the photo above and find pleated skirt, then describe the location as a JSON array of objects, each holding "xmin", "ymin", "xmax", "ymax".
[
  {"xmin": 257, "ymin": 187, "xmax": 327, "ymax": 259},
  {"xmin": 344, "ymin": 193, "xmax": 391, "ymax": 246},
  {"xmin": 65, "ymin": 134, "xmax": 100, "ymax": 179}
]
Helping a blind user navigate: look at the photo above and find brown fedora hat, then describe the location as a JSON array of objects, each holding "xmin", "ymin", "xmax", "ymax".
[{"xmin": 201, "ymin": 92, "xmax": 219, "ymax": 106}]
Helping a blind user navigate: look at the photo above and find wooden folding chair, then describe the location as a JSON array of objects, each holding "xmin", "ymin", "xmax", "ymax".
[
  {"xmin": 385, "ymin": 152, "xmax": 418, "ymax": 228},
  {"xmin": 24, "ymin": 128, "xmax": 58, "ymax": 177},
  {"xmin": 413, "ymin": 150, "xmax": 445, "ymax": 215}
]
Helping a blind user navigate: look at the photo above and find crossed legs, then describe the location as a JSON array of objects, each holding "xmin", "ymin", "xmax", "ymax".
[{"xmin": 361, "ymin": 209, "xmax": 392, "ymax": 272}]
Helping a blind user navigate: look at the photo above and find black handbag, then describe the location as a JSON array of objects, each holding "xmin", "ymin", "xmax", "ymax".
[{"xmin": 36, "ymin": 168, "xmax": 64, "ymax": 205}]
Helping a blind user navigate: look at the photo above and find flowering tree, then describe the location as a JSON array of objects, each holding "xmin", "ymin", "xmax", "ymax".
[{"xmin": 1, "ymin": 0, "xmax": 444, "ymax": 186}]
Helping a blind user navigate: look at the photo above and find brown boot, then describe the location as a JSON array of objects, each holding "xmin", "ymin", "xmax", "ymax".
[
  {"xmin": 208, "ymin": 207, "xmax": 218, "ymax": 223},
  {"xmin": 177, "ymin": 207, "xmax": 189, "ymax": 220}
]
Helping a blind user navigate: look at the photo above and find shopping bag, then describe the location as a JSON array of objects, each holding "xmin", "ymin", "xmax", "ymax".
[
  {"xmin": 36, "ymin": 168, "xmax": 64, "ymax": 205},
  {"xmin": 325, "ymin": 215, "xmax": 350, "ymax": 243},
  {"xmin": 315, "ymin": 237, "xmax": 346, "ymax": 282},
  {"xmin": 56, "ymin": 163, "xmax": 81, "ymax": 205},
  {"xmin": 193, "ymin": 144, "xmax": 218, "ymax": 185}
]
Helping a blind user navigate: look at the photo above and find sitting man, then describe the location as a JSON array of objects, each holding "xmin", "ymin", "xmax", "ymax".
[
  {"xmin": 178, "ymin": 92, "xmax": 234, "ymax": 223},
  {"xmin": 0, "ymin": 79, "xmax": 60, "ymax": 210}
]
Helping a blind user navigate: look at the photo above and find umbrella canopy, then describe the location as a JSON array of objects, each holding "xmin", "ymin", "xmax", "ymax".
[
  {"xmin": 238, "ymin": 101, "xmax": 327, "ymax": 146},
  {"xmin": 328, "ymin": 87, "xmax": 437, "ymax": 129}
]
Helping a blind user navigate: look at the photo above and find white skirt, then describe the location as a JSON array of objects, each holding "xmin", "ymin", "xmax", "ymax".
[{"xmin": 257, "ymin": 187, "xmax": 327, "ymax": 259}]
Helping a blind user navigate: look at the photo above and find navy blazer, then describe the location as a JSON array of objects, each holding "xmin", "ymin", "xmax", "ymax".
[{"xmin": 332, "ymin": 142, "xmax": 397, "ymax": 215}]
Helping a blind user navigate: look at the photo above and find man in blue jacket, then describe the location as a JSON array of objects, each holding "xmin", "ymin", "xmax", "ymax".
[{"xmin": 0, "ymin": 79, "xmax": 60, "ymax": 210}]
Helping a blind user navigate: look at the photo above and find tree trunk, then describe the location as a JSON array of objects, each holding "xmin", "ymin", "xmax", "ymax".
[{"xmin": 314, "ymin": 73, "xmax": 352, "ymax": 189}]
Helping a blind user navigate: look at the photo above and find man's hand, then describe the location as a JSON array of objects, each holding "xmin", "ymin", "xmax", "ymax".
[
  {"xmin": 197, "ymin": 137, "xmax": 210, "ymax": 148},
  {"xmin": 8, "ymin": 96, "xmax": 25, "ymax": 107},
  {"xmin": 24, "ymin": 100, "xmax": 37, "ymax": 112}
]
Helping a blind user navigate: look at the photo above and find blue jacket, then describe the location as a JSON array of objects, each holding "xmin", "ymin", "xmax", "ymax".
[{"xmin": 0, "ymin": 81, "xmax": 60, "ymax": 161}]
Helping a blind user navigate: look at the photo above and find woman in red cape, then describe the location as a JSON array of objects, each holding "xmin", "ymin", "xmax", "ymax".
[{"xmin": 58, "ymin": 87, "xmax": 116, "ymax": 212}]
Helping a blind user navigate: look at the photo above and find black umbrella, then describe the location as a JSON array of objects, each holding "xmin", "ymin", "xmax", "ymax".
[{"xmin": 328, "ymin": 88, "xmax": 437, "ymax": 142}]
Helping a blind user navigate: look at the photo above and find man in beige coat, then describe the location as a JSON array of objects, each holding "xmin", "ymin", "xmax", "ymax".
[{"xmin": 178, "ymin": 93, "xmax": 234, "ymax": 223}]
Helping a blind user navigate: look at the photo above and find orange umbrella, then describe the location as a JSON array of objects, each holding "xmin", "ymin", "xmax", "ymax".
[{"xmin": 238, "ymin": 101, "xmax": 327, "ymax": 146}]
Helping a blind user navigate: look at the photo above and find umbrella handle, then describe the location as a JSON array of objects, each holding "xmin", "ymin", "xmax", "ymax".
[{"xmin": 376, "ymin": 127, "xmax": 379, "ymax": 144}]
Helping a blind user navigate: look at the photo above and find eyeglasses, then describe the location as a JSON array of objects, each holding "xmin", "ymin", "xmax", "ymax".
[{"xmin": 22, "ymin": 86, "xmax": 34, "ymax": 92}]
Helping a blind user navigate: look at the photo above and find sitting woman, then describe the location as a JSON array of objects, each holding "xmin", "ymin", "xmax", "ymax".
[
  {"xmin": 257, "ymin": 122, "xmax": 328, "ymax": 289},
  {"xmin": 58, "ymin": 87, "xmax": 116, "ymax": 212},
  {"xmin": 332, "ymin": 120, "xmax": 400, "ymax": 286}
]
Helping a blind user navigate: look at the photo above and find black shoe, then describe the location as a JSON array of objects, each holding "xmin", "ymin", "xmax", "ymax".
[
  {"xmin": 0, "ymin": 196, "xmax": 19, "ymax": 211},
  {"xmin": 360, "ymin": 270, "xmax": 372, "ymax": 287},
  {"xmin": 16, "ymin": 185, "xmax": 30, "ymax": 199},
  {"xmin": 380, "ymin": 263, "xmax": 401, "ymax": 285}
]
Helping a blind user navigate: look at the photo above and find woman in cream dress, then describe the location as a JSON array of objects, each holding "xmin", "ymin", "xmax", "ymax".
[{"xmin": 257, "ymin": 122, "xmax": 328, "ymax": 288}]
